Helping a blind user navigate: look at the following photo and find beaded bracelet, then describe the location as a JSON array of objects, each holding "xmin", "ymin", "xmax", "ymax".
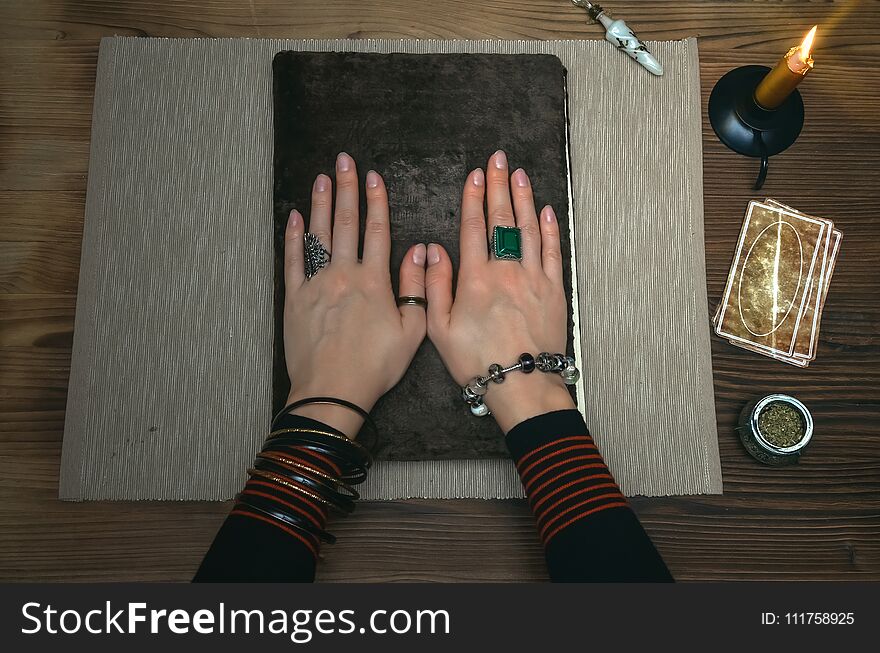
[{"xmin": 461, "ymin": 352, "xmax": 581, "ymax": 417}]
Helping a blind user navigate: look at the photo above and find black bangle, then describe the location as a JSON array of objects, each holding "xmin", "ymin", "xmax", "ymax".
[
  {"xmin": 263, "ymin": 443, "xmax": 369, "ymax": 485},
  {"xmin": 273, "ymin": 396, "xmax": 379, "ymax": 452},
  {"xmin": 253, "ymin": 459, "xmax": 356, "ymax": 514},
  {"xmin": 234, "ymin": 494, "xmax": 337, "ymax": 544},
  {"xmin": 262, "ymin": 435, "xmax": 371, "ymax": 481},
  {"xmin": 253, "ymin": 458, "xmax": 357, "ymax": 512},
  {"xmin": 236, "ymin": 492, "xmax": 334, "ymax": 543},
  {"xmin": 262, "ymin": 441, "xmax": 368, "ymax": 484},
  {"xmin": 265, "ymin": 430, "xmax": 372, "ymax": 469},
  {"xmin": 268, "ymin": 426, "xmax": 373, "ymax": 466},
  {"xmin": 247, "ymin": 467, "xmax": 340, "ymax": 513},
  {"xmin": 255, "ymin": 452, "xmax": 360, "ymax": 502}
]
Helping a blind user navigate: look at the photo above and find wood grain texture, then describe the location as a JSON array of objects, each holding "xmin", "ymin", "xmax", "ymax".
[{"xmin": 0, "ymin": 0, "xmax": 878, "ymax": 581}]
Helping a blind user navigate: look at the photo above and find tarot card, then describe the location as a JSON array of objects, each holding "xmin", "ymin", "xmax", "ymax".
[
  {"xmin": 714, "ymin": 199, "xmax": 842, "ymax": 367},
  {"xmin": 803, "ymin": 227, "xmax": 843, "ymax": 354},
  {"xmin": 732, "ymin": 226, "xmax": 841, "ymax": 367},
  {"xmin": 763, "ymin": 200, "xmax": 839, "ymax": 360},
  {"xmin": 714, "ymin": 201, "xmax": 828, "ymax": 357}
]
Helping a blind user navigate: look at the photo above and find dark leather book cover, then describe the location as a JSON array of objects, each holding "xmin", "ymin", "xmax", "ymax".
[{"xmin": 272, "ymin": 51, "xmax": 575, "ymax": 460}]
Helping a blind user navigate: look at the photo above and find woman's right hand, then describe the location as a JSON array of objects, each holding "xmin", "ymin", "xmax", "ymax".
[{"xmin": 424, "ymin": 150, "xmax": 576, "ymax": 434}]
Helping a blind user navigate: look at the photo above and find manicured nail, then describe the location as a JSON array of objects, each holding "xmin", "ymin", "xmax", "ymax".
[
  {"xmin": 337, "ymin": 152, "xmax": 352, "ymax": 172},
  {"xmin": 412, "ymin": 243, "xmax": 426, "ymax": 265},
  {"xmin": 366, "ymin": 170, "xmax": 380, "ymax": 188},
  {"xmin": 314, "ymin": 174, "xmax": 329, "ymax": 192},
  {"xmin": 289, "ymin": 209, "xmax": 300, "ymax": 226},
  {"xmin": 543, "ymin": 205, "xmax": 556, "ymax": 222},
  {"xmin": 472, "ymin": 168, "xmax": 485, "ymax": 186},
  {"xmin": 493, "ymin": 150, "xmax": 507, "ymax": 169},
  {"xmin": 427, "ymin": 243, "xmax": 441, "ymax": 265},
  {"xmin": 513, "ymin": 168, "xmax": 529, "ymax": 187}
]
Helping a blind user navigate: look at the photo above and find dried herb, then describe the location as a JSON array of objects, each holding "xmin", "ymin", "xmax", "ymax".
[{"xmin": 758, "ymin": 402, "xmax": 805, "ymax": 447}]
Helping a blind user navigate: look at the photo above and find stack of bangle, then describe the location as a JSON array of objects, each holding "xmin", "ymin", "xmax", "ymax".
[{"xmin": 231, "ymin": 397, "xmax": 374, "ymax": 554}]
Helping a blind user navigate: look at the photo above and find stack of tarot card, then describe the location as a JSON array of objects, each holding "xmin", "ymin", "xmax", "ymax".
[{"xmin": 713, "ymin": 200, "xmax": 842, "ymax": 367}]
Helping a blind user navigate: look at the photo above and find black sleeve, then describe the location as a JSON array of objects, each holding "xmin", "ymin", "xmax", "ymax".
[
  {"xmin": 505, "ymin": 409, "xmax": 673, "ymax": 582},
  {"xmin": 194, "ymin": 513, "xmax": 318, "ymax": 582},
  {"xmin": 193, "ymin": 414, "xmax": 340, "ymax": 583}
]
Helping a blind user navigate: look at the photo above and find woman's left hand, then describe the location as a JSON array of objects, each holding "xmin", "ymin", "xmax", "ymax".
[{"xmin": 282, "ymin": 152, "xmax": 428, "ymax": 438}]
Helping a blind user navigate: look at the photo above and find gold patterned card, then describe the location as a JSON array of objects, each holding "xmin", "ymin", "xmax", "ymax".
[
  {"xmin": 766, "ymin": 199, "xmax": 838, "ymax": 361},
  {"xmin": 715, "ymin": 201, "xmax": 828, "ymax": 357},
  {"xmin": 731, "ymin": 226, "xmax": 841, "ymax": 366}
]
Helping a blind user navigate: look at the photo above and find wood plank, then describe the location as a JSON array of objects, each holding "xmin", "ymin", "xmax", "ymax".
[
  {"xmin": 0, "ymin": 294, "xmax": 75, "ymax": 348},
  {"xmin": 0, "ymin": 41, "xmax": 97, "ymax": 127},
  {"xmin": 0, "ymin": 192, "xmax": 85, "ymax": 242},
  {"xmin": 0, "ymin": 139, "xmax": 90, "ymax": 191},
  {"xmin": 0, "ymin": 494, "xmax": 875, "ymax": 581},
  {"xmin": 0, "ymin": 409, "xmax": 66, "ymax": 442},
  {"xmin": 0, "ymin": 1, "xmax": 878, "ymax": 54},
  {"xmin": 0, "ymin": 347, "xmax": 71, "ymax": 415},
  {"xmin": 0, "ymin": 242, "xmax": 80, "ymax": 293}
]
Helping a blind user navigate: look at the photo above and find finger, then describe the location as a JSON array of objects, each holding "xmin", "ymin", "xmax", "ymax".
[
  {"xmin": 284, "ymin": 209, "xmax": 305, "ymax": 291},
  {"xmin": 398, "ymin": 243, "xmax": 428, "ymax": 343},
  {"xmin": 425, "ymin": 243, "xmax": 453, "ymax": 339},
  {"xmin": 510, "ymin": 168, "xmax": 541, "ymax": 269},
  {"xmin": 308, "ymin": 173, "xmax": 332, "ymax": 253},
  {"xmin": 459, "ymin": 167, "xmax": 488, "ymax": 269},
  {"xmin": 332, "ymin": 151, "xmax": 359, "ymax": 262},
  {"xmin": 540, "ymin": 205, "xmax": 564, "ymax": 284},
  {"xmin": 486, "ymin": 149, "xmax": 515, "ymax": 242},
  {"xmin": 363, "ymin": 170, "xmax": 391, "ymax": 267}
]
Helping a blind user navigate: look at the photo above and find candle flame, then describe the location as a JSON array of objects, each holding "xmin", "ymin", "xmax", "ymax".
[{"xmin": 801, "ymin": 25, "xmax": 818, "ymax": 59}]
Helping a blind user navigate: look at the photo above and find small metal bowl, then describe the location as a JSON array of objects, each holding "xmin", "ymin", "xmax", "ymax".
[{"xmin": 737, "ymin": 394, "xmax": 814, "ymax": 465}]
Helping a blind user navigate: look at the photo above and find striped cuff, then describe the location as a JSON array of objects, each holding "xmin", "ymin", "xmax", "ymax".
[{"xmin": 506, "ymin": 409, "xmax": 629, "ymax": 546}]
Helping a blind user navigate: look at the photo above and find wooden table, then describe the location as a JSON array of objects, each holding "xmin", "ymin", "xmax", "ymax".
[{"xmin": 1, "ymin": 1, "xmax": 878, "ymax": 582}]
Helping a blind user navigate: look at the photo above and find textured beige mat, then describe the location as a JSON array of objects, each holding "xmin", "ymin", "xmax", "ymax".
[{"xmin": 60, "ymin": 36, "xmax": 721, "ymax": 500}]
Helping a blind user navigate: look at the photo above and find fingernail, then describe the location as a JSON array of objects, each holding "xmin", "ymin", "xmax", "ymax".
[
  {"xmin": 513, "ymin": 168, "xmax": 529, "ymax": 187},
  {"xmin": 472, "ymin": 168, "xmax": 484, "ymax": 186},
  {"xmin": 543, "ymin": 205, "xmax": 556, "ymax": 223},
  {"xmin": 337, "ymin": 152, "xmax": 352, "ymax": 172},
  {"xmin": 366, "ymin": 170, "xmax": 380, "ymax": 188},
  {"xmin": 427, "ymin": 243, "xmax": 441, "ymax": 265},
  {"xmin": 493, "ymin": 150, "xmax": 507, "ymax": 169},
  {"xmin": 289, "ymin": 209, "xmax": 300, "ymax": 227},
  {"xmin": 412, "ymin": 243, "xmax": 426, "ymax": 265},
  {"xmin": 314, "ymin": 174, "xmax": 328, "ymax": 192}
]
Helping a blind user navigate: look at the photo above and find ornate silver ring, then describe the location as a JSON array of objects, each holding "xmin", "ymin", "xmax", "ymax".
[{"xmin": 304, "ymin": 232, "xmax": 330, "ymax": 279}]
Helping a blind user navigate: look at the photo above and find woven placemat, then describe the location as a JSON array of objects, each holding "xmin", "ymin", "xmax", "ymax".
[{"xmin": 60, "ymin": 36, "xmax": 721, "ymax": 500}]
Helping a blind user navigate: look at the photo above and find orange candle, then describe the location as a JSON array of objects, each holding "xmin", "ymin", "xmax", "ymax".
[{"xmin": 754, "ymin": 25, "xmax": 817, "ymax": 110}]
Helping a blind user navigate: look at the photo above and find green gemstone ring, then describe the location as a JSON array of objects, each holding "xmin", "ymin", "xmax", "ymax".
[{"xmin": 492, "ymin": 225, "xmax": 523, "ymax": 261}]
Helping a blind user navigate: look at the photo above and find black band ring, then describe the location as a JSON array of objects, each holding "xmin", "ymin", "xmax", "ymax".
[{"xmin": 396, "ymin": 295, "xmax": 428, "ymax": 308}]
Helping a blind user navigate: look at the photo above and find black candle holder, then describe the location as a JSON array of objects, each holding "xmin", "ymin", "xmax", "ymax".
[{"xmin": 708, "ymin": 65, "xmax": 804, "ymax": 190}]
